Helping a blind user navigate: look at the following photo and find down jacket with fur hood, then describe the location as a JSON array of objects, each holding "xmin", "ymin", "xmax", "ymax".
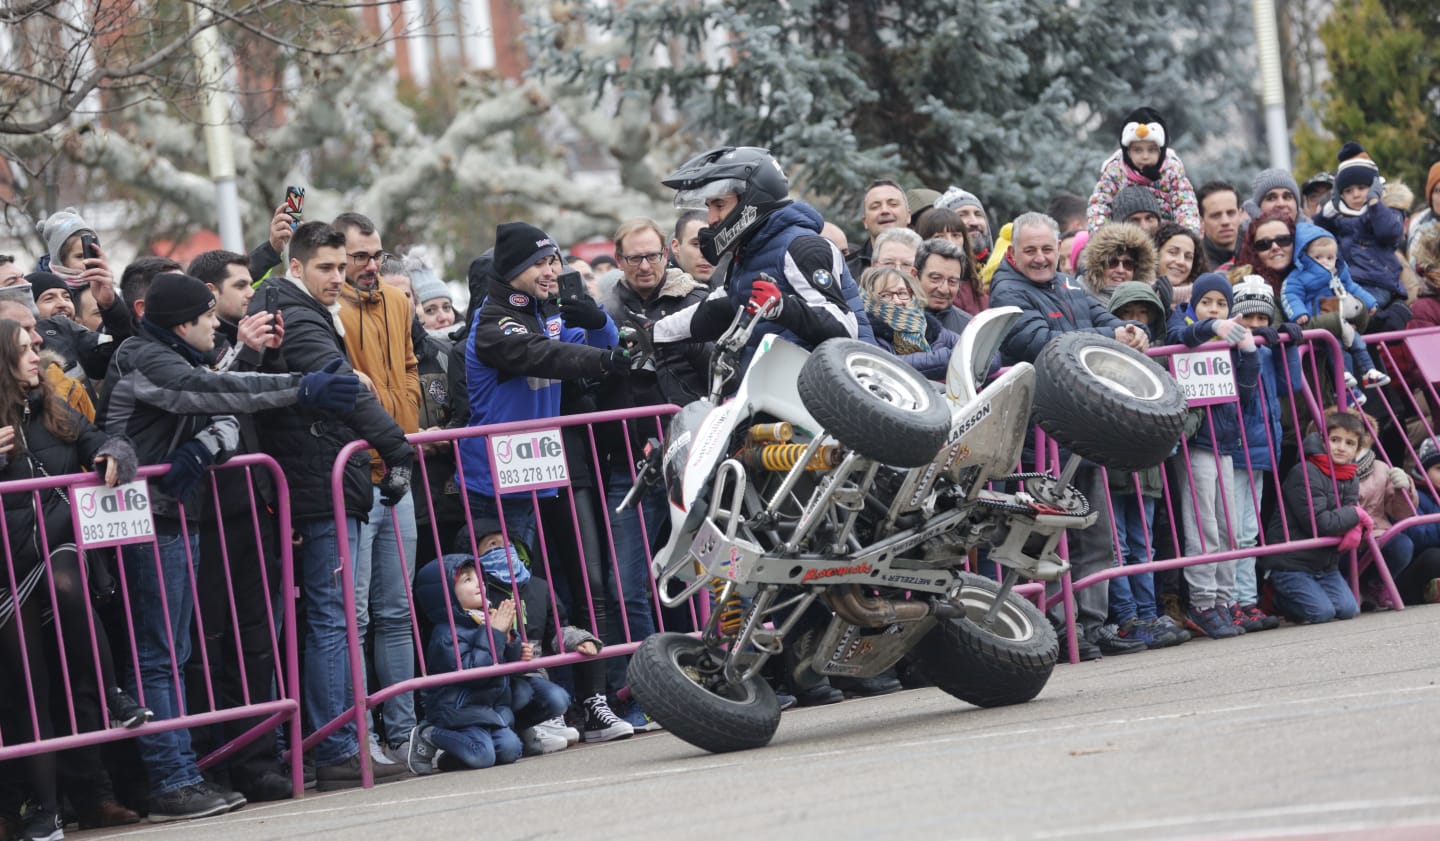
[{"xmin": 1078, "ymin": 222, "xmax": 1173, "ymax": 314}]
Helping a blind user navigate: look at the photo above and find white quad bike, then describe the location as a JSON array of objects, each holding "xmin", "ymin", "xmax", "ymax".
[{"xmin": 621, "ymin": 303, "xmax": 1188, "ymax": 754}]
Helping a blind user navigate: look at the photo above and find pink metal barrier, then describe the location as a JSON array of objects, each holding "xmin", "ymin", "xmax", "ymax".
[
  {"xmin": 321, "ymin": 405, "xmax": 716, "ymax": 787},
  {"xmin": 1046, "ymin": 326, "xmax": 1440, "ymax": 663},
  {"xmin": 0, "ymin": 454, "xmax": 302, "ymax": 796}
]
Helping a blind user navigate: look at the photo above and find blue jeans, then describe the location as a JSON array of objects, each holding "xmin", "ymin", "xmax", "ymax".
[
  {"xmin": 1270, "ymin": 569, "xmax": 1359, "ymax": 624},
  {"xmin": 354, "ymin": 488, "xmax": 418, "ymax": 744},
  {"xmin": 1108, "ymin": 494, "xmax": 1158, "ymax": 623},
  {"xmin": 429, "ymin": 724, "xmax": 521, "ymax": 769},
  {"xmin": 1232, "ymin": 469, "xmax": 1265, "ymax": 605},
  {"xmin": 511, "ymin": 675, "xmax": 571, "ymax": 730},
  {"xmin": 122, "ymin": 530, "xmax": 202, "ymax": 795},
  {"xmin": 605, "ymin": 469, "xmax": 664, "ymax": 642},
  {"xmin": 297, "ymin": 516, "xmax": 361, "ymax": 767}
]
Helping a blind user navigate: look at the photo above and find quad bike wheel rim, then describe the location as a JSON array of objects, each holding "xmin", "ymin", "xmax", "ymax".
[
  {"xmin": 843, "ymin": 351, "xmax": 933, "ymax": 412},
  {"xmin": 670, "ymin": 641, "xmax": 759, "ymax": 705},
  {"xmin": 1077, "ymin": 345, "xmax": 1165, "ymax": 401},
  {"xmin": 956, "ymin": 586, "xmax": 1036, "ymax": 641}
]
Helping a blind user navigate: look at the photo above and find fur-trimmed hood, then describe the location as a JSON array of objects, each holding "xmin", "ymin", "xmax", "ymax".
[
  {"xmin": 1383, "ymin": 180, "xmax": 1414, "ymax": 212},
  {"xmin": 1415, "ymin": 226, "xmax": 1440, "ymax": 295},
  {"xmin": 1080, "ymin": 222, "xmax": 1158, "ymax": 298}
]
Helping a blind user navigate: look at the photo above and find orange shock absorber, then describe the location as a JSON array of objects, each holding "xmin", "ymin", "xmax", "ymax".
[
  {"xmin": 711, "ymin": 577, "xmax": 744, "ymax": 636},
  {"xmin": 754, "ymin": 443, "xmax": 842, "ymax": 472}
]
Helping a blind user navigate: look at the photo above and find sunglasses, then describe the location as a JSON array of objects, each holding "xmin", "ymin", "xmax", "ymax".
[
  {"xmin": 1106, "ymin": 256, "xmax": 1137, "ymax": 270},
  {"xmin": 1253, "ymin": 234, "xmax": 1294, "ymax": 252}
]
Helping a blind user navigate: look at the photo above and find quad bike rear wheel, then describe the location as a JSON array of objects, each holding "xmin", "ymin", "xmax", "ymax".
[
  {"xmin": 914, "ymin": 572, "xmax": 1058, "ymax": 708},
  {"xmin": 797, "ymin": 339, "xmax": 953, "ymax": 468},
  {"xmin": 627, "ymin": 633, "xmax": 781, "ymax": 753},
  {"xmin": 1032, "ymin": 332, "xmax": 1188, "ymax": 472}
]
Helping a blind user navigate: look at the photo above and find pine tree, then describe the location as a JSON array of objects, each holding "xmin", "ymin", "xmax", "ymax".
[
  {"xmin": 1293, "ymin": 0, "xmax": 1440, "ymax": 195},
  {"xmin": 528, "ymin": 0, "xmax": 1256, "ymax": 229}
]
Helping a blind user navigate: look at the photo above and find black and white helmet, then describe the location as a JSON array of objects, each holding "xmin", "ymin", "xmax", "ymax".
[{"xmin": 662, "ymin": 146, "xmax": 791, "ymax": 258}]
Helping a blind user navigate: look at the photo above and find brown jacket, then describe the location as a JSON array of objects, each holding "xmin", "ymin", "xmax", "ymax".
[{"xmin": 339, "ymin": 282, "xmax": 420, "ymax": 482}]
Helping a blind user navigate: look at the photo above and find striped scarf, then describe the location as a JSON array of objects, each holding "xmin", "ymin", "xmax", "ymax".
[{"xmin": 865, "ymin": 296, "xmax": 930, "ymax": 354}]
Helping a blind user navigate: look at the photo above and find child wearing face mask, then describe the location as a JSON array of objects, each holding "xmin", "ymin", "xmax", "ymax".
[
  {"xmin": 1086, "ymin": 106, "xmax": 1201, "ymax": 233},
  {"xmin": 1281, "ymin": 223, "xmax": 1390, "ymax": 400}
]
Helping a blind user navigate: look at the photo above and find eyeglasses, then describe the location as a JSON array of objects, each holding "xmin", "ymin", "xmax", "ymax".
[
  {"xmin": 1253, "ymin": 234, "xmax": 1294, "ymax": 252},
  {"xmin": 877, "ymin": 287, "xmax": 913, "ymax": 302},
  {"xmin": 1106, "ymin": 256, "xmax": 1137, "ymax": 270},
  {"xmin": 348, "ymin": 250, "xmax": 391, "ymax": 265},
  {"xmin": 620, "ymin": 252, "xmax": 665, "ymax": 267},
  {"xmin": 0, "ymin": 254, "xmax": 13, "ymax": 265},
  {"xmin": 878, "ymin": 259, "xmax": 915, "ymax": 270},
  {"xmin": 924, "ymin": 272, "xmax": 962, "ymax": 288}
]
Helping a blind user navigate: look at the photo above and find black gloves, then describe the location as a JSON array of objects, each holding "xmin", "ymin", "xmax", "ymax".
[
  {"xmin": 601, "ymin": 345, "xmax": 638, "ymax": 375},
  {"xmin": 379, "ymin": 464, "xmax": 411, "ymax": 506},
  {"xmin": 159, "ymin": 440, "xmax": 215, "ymax": 498},
  {"xmin": 1251, "ymin": 326, "xmax": 1280, "ymax": 348},
  {"xmin": 1279, "ymin": 322, "xmax": 1305, "ymax": 345},
  {"xmin": 298, "ymin": 358, "xmax": 361, "ymax": 413},
  {"xmin": 560, "ymin": 296, "xmax": 609, "ymax": 330}
]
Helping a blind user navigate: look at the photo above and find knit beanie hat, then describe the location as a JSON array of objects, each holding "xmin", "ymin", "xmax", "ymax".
[
  {"xmin": 1190, "ymin": 272, "xmax": 1233, "ymax": 312},
  {"xmin": 1251, "ymin": 168, "xmax": 1302, "ymax": 208},
  {"xmin": 26, "ymin": 271, "xmax": 69, "ymax": 303},
  {"xmin": 144, "ymin": 272, "xmax": 216, "ymax": 328},
  {"xmin": 1111, "ymin": 185, "xmax": 1163, "ymax": 224},
  {"xmin": 1119, "ymin": 106, "xmax": 1168, "ymax": 180},
  {"xmin": 36, "ymin": 207, "xmax": 97, "ymax": 269},
  {"xmin": 403, "ymin": 246, "xmax": 451, "ymax": 304},
  {"xmin": 1419, "ymin": 438, "xmax": 1440, "ymax": 472},
  {"xmin": 907, "ymin": 188, "xmax": 941, "ymax": 214},
  {"xmin": 1334, "ymin": 141, "xmax": 1380, "ymax": 194},
  {"xmin": 934, "ymin": 185, "xmax": 985, "ymax": 215},
  {"xmin": 1230, "ymin": 275, "xmax": 1275, "ymax": 320},
  {"xmin": 493, "ymin": 222, "xmax": 559, "ymax": 283}
]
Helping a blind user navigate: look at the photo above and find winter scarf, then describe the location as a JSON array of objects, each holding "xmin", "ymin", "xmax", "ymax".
[
  {"xmin": 1307, "ymin": 452, "xmax": 1357, "ymax": 481},
  {"xmin": 865, "ymin": 297, "xmax": 930, "ymax": 354}
]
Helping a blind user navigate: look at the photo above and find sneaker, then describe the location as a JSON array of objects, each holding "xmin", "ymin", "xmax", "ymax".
[
  {"xmin": 1092, "ymin": 623, "xmax": 1146, "ymax": 655},
  {"xmin": 794, "ymin": 681, "xmax": 845, "ymax": 705},
  {"xmin": 1184, "ymin": 605, "xmax": 1239, "ymax": 639},
  {"xmin": 1229, "ymin": 602, "xmax": 1263, "ymax": 633},
  {"xmin": 1424, "ymin": 578, "xmax": 1440, "ymax": 604},
  {"xmin": 1116, "ymin": 616, "xmax": 1158, "ymax": 647},
  {"xmin": 314, "ymin": 752, "xmax": 410, "ymax": 791},
  {"xmin": 776, "ymin": 691, "xmax": 798, "ymax": 711},
  {"xmin": 535, "ymin": 716, "xmax": 580, "ymax": 746},
  {"xmin": 303, "ymin": 760, "xmax": 316, "ymax": 791},
  {"xmin": 1342, "ymin": 370, "xmax": 1358, "ymax": 388},
  {"xmin": 195, "ymin": 781, "xmax": 246, "ymax": 814},
  {"xmin": 368, "ymin": 732, "xmax": 398, "ymax": 765},
  {"xmin": 22, "ymin": 804, "xmax": 62, "ymax": 841},
  {"xmin": 406, "ymin": 725, "xmax": 442, "ymax": 776},
  {"xmin": 234, "ymin": 769, "xmax": 293, "ymax": 803},
  {"xmin": 1364, "ymin": 580, "xmax": 1398, "ymax": 611},
  {"xmin": 521, "ymin": 725, "xmax": 569, "ymax": 756},
  {"xmin": 147, "ymin": 784, "xmax": 231, "ymax": 823},
  {"xmin": 622, "ymin": 701, "xmax": 663, "ymax": 733},
  {"xmin": 107, "ymin": 687, "xmax": 152, "ymax": 729},
  {"xmin": 581, "ymin": 694, "xmax": 634, "ymax": 743},
  {"xmin": 1240, "ymin": 603, "xmax": 1280, "ymax": 631},
  {"xmin": 75, "ymin": 798, "xmax": 140, "ymax": 829},
  {"xmin": 1360, "ymin": 369, "xmax": 1391, "ymax": 388},
  {"xmin": 1348, "ymin": 386, "xmax": 1368, "ymax": 407}
]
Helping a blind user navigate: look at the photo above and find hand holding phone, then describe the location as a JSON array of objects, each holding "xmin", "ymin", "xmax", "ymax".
[
  {"xmin": 283, "ymin": 186, "xmax": 305, "ymax": 230},
  {"xmin": 80, "ymin": 233, "xmax": 101, "ymax": 262},
  {"xmin": 264, "ymin": 284, "xmax": 281, "ymax": 334},
  {"xmin": 557, "ymin": 268, "xmax": 585, "ymax": 304}
]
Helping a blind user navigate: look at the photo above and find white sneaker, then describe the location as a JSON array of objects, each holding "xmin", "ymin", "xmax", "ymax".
[
  {"xmin": 369, "ymin": 732, "xmax": 398, "ymax": 765},
  {"xmin": 1343, "ymin": 370, "xmax": 1358, "ymax": 388},
  {"xmin": 581, "ymin": 694, "xmax": 634, "ymax": 743},
  {"xmin": 536, "ymin": 715, "xmax": 580, "ymax": 746},
  {"xmin": 521, "ymin": 725, "xmax": 569, "ymax": 756},
  {"xmin": 1361, "ymin": 369, "xmax": 1392, "ymax": 388}
]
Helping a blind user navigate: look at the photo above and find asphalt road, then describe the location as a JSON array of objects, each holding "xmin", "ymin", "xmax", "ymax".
[{"xmin": 79, "ymin": 606, "xmax": 1440, "ymax": 841}]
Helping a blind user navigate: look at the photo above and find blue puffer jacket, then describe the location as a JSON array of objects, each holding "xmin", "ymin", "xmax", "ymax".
[
  {"xmin": 1405, "ymin": 492, "xmax": 1440, "ymax": 548},
  {"xmin": 1228, "ymin": 342, "xmax": 1303, "ymax": 472},
  {"xmin": 414, "ymin": 554, "xmax": 522, "ymax": 730},
  {"xmin": 1314, "ymin": 201, "xmax": 1406, "ymax": 300},
  {"xmin": 1281, "ymin": 223, "xmax": 1377, "ymax": 321}
]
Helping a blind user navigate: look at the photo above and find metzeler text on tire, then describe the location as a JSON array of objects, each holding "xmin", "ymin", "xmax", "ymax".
[
  {"xmin": 913, "ymin": 572, "xmax": 1058, "ymax": 708},
  {"xmin": 1032, "ymin": 332, "xmax": 1188, "ymax": 472},
  {"xmin": 627, "ymin": 633, "xmax": 782, "ymax": 753},
  {"xmin": 797, "ymin": 338, "xmax": 953, "ymax": 468}
]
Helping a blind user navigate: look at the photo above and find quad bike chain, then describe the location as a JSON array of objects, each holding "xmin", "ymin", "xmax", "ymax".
[{"xmin": 976, "ymin": 473, "xmax": 1090, "ymax": 517}]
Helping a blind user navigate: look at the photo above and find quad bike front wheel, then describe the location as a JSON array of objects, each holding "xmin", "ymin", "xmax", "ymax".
[
  {"xmin": 627, "ymin": 633, "xmax": 781, "ymax": 753},
  {"xmin": 1032, "ymin": 332, "xmax": 1188, "ymax": 472},
  {"xmin": 797, "ymin": 338, "xmax": 953, "ymax": 468},
  {"xmin": 913, "ymin": 572, "xmax": 1058, "ymax": 708}
]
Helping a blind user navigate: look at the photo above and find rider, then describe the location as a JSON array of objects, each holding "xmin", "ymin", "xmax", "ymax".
[{"xmin": 650, "ymin": 146, "xmax": 875, "ymax": 370}]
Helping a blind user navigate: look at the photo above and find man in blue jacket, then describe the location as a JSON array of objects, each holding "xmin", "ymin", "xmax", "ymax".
[{"xmin": 990, "ymin": 212, "xmax": 1152, "ymax": 660}]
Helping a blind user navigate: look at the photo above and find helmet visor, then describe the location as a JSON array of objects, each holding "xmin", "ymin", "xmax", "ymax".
[{"xmin": 673, "ymin": 178, "xmax": 746, "ymax": 211}]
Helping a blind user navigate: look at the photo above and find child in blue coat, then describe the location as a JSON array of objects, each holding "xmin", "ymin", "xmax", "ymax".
[
  {"xmin": 1315, "ymin": 142, "xmax": 1411, "ymax": 332},
  {"xmin": 1281, "ymin": 223, "xmax": 1389, "ymax": 392}
]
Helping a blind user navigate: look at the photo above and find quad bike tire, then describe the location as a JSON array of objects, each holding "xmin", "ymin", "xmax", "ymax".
[
  {"xmin": 627, "ymin": 632, "xmax": 781, "ymax": 754},
  {"xmin": 1032, "ymin": 332, "xmax": 1188, "ymax": 472},
  {"xmin": 797, "ymin": 339, "xmax": 953, "ymax": 468},
  {"xmin": 913, "ymin": 572, "xmax": 1058, "ymax": 708}
]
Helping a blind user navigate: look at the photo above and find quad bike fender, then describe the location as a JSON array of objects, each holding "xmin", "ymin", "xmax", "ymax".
[{"xmin": 938, "ymin": 362, "xmax": 1036, "ymax": 500}]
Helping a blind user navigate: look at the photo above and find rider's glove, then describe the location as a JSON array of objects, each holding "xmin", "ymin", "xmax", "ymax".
[
  {"xmin": 560, "ymin": 296, "xmax": 609, "ymax": 330},
  {"xmin": 746, "ymin": 279, "xmax": 784, "ymax": 320}
]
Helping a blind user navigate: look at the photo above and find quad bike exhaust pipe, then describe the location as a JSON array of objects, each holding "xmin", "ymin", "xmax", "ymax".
[{"xmin": 828, "ymin": 585, "xmax": 965, "ymax": 628}]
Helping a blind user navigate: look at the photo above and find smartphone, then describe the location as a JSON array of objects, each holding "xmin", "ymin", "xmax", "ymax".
[
  {"xmin": 264, "ymin": 283, "xmax": 280, "ymax": 333},
  {"xmin": 557, "ymin": 268, "xmax": 585, "ymax": 304},
  {"xmin": 80, "ymin": 233, "xmax": 100, "ymax": 262},
  {"xmin": 283, "ymin": 186, "xmax": 305, "ymax": 228}
]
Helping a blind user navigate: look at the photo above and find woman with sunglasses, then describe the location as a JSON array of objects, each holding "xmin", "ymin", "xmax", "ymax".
[
  {"xmin": 0, "ymin": 318, "xmax": 149, "ymax": 838},
  {"xmin": 1235, "ymin": 211, "xmax": 1297, "ymax": 303},
  {"xmin": 1079, "ymin": 222, "xmax": 1171, "ymax": 313}
]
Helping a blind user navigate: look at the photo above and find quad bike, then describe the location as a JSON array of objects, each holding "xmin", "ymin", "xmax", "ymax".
[{"xmin": 620, "ymin": 302, "xmax": 1188, "ymax": 754}]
